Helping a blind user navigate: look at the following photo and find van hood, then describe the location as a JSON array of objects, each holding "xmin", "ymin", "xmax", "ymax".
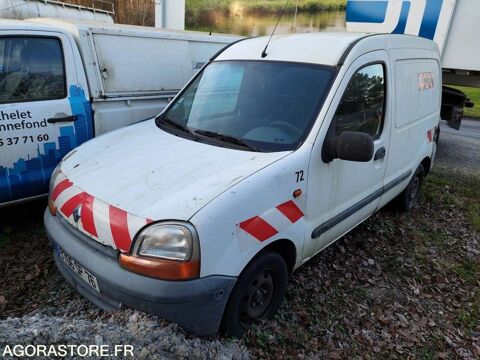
[{"xmin": 60, "ymin": 119, "xmax": 289, "ymax": 221}]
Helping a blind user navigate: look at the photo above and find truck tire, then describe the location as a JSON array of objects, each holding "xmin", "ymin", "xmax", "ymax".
[
  {"xmin": 221, "ymin": 252, "xmax": 288, "ymax": 338},
  {"xmin": 396, "ymin": 164, "xmax": 425, "ymax": 211}
]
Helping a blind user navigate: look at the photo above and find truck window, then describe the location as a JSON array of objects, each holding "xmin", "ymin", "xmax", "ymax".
[
  {"xmin": 333, "ymin": 64, "xmax": 385, "ymax": 139},
  {"xmin": 0, "ymin": 37, "xmax": 66, "ymax": 104}
]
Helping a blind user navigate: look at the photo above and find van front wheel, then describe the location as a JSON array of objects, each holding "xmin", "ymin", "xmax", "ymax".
[
  {"xmin": 221, "ymin": 252, "xmax": 288, "ymax": 338},
  {"xmin": 397, "ymin": 164, "xmax": 425, "ymax": 211}
]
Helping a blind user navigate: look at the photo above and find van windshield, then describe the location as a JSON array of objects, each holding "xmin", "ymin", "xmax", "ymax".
[{"xmin": 158, "ymin": 61, "xmax": 336, "ymax": 152}]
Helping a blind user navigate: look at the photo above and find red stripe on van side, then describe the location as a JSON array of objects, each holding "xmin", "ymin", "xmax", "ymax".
[
  {"xmin": 109, "ymin": 206, "xmax": 131, "ymax": 252},
  {"xmin": 239, "ymin": 216, "xmax": 278, "ymax": 242},
  {"xmin": 52, "ymin": 179, "xmax": 73, "ymax": 201},
  {"xmin": 80, "ymin": 195, "xmax": 97, "ymax": 237},
  {"xmin": 60, "ymin": 192, "xmax": 87, "ymax": 217},
  {"xmin": 276, "ymin": 200, "xmax": 304, "ymax": 223}
]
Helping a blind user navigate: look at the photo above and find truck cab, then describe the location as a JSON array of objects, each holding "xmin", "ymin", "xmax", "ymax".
[{"xmin": 45, "ymin": 32, "xmax": 440, "ymax": 337}]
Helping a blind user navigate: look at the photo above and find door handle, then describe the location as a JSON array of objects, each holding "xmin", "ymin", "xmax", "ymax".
[
  {"xmin": 374, "ymin": 147, "xmax": 386, "ymax": 161},
  {"xmin": 47, "ymin": 115, "xmax": 78, "ymax": 124}
]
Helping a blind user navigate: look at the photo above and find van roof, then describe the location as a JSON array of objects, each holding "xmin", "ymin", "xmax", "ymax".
[{"xmin": 216, "ymin": 32, "xmax": 438, "ymax": 66}]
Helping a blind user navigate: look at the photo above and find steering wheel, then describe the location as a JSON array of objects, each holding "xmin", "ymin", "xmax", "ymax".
[{"xmin": 269, "ymin": 121, "xmax": 302, "ymax": 138}]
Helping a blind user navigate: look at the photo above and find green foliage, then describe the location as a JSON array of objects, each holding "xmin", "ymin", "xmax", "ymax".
[
  {"xmin": 451, "ymin": 85, "xmax": 480, "ymax": 118},
  {"xmin": 185, "ymin": 0, "xmax": 347, "ymax": 27}
]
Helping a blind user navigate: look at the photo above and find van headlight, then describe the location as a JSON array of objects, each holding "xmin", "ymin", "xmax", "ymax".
[
  {"xmin": 119, "ymin": 222, "xmax": 200, "ymax": 280},
  {"xmin": 135, "ymin": 223, "xmax": 195, "ymax": 261}
]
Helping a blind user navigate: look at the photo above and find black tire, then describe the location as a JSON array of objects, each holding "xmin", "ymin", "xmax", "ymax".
[
  {"xmin": 221, "ymin": 252, "xmax": 288, "ymax": 338},
  {"xmin": 396, "ymin": 164, "xmax": 425, "ymax": 211}
]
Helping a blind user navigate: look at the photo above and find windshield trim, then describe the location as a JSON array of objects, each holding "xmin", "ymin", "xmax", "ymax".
[{"xmin": 156, "ymin": 60, "xmax": 338, "ymax": 152}]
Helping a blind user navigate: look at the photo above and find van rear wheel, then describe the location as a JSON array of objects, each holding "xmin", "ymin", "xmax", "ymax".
[
  {"xmin": 221, "ymin": 252, "xmax": 288, "ymax": 338},
  {"xmin": 396, "ymin": 164, "xmax": 425, "ymax": 211}
]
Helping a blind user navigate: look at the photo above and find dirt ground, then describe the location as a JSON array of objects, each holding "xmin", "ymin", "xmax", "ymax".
[{"xmin": 0, "ymin": 125, "xmax": 479, "ymax": 359}]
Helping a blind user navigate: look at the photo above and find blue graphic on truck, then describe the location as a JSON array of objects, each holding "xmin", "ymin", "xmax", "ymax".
[
  {"xmin": 346, "ymin": 0, "xmax": 444, "ymax": 40},
  {"xmin": 0, "ymin": 86, "xmax": 93, "ymax": 203}
]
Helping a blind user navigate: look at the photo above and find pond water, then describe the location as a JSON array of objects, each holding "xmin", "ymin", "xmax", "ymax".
[{"xmin": 189, "ymin": 10, "xmax": 346, "ymax": 37}]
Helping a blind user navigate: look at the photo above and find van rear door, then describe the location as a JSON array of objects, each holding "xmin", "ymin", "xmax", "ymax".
[{"xmin": 0, "ymin": 32, "xmax": 93, "ymax": 204}]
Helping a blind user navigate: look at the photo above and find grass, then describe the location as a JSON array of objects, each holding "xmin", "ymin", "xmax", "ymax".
[
  {"xmin": 244, "ymin": 168, "xmax": 480, "ymax": 358},
  {"xmin": 424, "ymin": 172, "xmax": 480, "ymax": 232},
  {"xmin": 185, "ymin": 0, "xmax": 346, "ymax": 26},
  {"xmin": 454, "ymin": 259, "xmax": 480, "ymax": 286},
  {"xmin": 450, "ymin": 85, "xmax": 480, "ymax": 118},
  {"xmin": 456, "ymin": 291, "xmax": 479, "ymax": 331}
]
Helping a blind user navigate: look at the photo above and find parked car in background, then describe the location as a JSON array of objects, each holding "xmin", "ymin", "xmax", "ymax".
[{"xmin": 0, "ymin": 18, "xmax": 239, "ymax": 206}]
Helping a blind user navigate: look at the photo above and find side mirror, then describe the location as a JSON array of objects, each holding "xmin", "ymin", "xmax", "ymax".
[{"xmin": 327, "ymin": 131, "xmax": 374, "ymax": 162}]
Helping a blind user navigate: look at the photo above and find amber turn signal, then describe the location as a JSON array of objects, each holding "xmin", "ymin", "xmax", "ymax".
[
  {"xmin": 119, "ymin": 254, "xmax": 200, "ymax": 281},
  {"xmin": 48, "ymin": 197, "xmax": 57, "ymax": 216},
  {"xmin": 293, "ymin": 189, "xmax": 302, "ymax": 198}
]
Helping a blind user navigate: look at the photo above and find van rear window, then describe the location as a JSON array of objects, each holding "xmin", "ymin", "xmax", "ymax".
[{"xmin": 0, "ymin": 37, "xmax": 66, "ymax": 104}]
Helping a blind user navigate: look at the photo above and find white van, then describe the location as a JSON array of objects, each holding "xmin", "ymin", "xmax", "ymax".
[
  {"xmin": 0, "ymin": 18, "xmax": 238, "ymax": 206},
  {"xmin": 44, "ymin": 33, "xmax": 440, "ymax": 336}
]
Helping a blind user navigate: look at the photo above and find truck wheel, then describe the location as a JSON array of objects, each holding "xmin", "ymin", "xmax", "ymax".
[
  {"xmin": 221, "ymin": 252, "xmax": 288, "ymax": 338},
  {"xmin": 396, "ymin": 164, "xmax": 425, "ymax": 211}
]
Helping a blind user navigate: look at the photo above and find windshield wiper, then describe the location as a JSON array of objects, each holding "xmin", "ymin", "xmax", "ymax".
[
  {"xmin": 156, "ymin": 116, "xmax": 197, "ymax": 138},
  {"xmin": 194, "ymin": 130, "xmax": 259, "ymax": 152}
]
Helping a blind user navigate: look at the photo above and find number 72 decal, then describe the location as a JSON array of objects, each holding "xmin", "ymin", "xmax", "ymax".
[{"xmin": 295, "ymin": 170, "xmax": 305, "ymax": 183}]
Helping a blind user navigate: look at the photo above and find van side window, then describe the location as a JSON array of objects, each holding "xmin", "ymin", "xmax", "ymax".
[
  {"xmin": 0, "ymin": 37, "xmax": 66, "ymax": 104},
  {"xmin": 333, "ymin": 64, "xmax": 385, "ymax": 138}
]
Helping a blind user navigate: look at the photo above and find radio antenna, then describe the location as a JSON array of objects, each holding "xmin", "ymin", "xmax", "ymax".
[
  {"xmin": 262, "ymin": 0, "xmax": 290, "ymax": 58},
  {"xmin": 209, "ymin": 0, "xmax": 220, "ymax": 35}
]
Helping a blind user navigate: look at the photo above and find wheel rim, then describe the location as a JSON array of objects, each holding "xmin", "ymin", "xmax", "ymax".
[
  {"xmin": 240, "ymin": 271, "xmax": 275, "ymax": 324},
  {"xmin": 409, "ymin": 175, "xmax": 420, "ymax": 203}
]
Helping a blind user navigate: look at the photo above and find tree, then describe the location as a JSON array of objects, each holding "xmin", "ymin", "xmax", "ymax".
[{"xmin": 67, "ymin": 0, "xmax": 155, "ymax": 26}]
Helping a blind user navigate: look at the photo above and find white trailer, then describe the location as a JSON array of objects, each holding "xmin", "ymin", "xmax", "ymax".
[
  {"xmin": 346, "ymin": 0, "xmax": 478, "ymax": 130},
  {"xmin": 0, "ymin": 18, "xmax": 240, "ymax": 205}
]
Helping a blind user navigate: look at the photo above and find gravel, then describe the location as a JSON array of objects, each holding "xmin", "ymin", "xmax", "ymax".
[{"xmin": 0, "ymin": 309, "xmax": 248, "ymax": 359}]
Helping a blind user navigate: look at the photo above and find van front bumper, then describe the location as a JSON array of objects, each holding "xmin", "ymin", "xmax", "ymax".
[{"xmin": 44, "ymin": 209, "xmax": 236, "ymax": 336}]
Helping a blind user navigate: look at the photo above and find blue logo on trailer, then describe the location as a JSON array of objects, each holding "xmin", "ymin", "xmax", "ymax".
[
  {"xmin": 346, "ymin": 0, "xmax": 444, "ymax": 40},
  {"xmin": 0, "ymin": 86, "xmax": 93, "ymax": 203}
]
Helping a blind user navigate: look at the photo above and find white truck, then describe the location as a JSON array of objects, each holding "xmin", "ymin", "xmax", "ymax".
[
  {"xmin": 346, "ymin": 0, "xmax": 478, "ymax": 130},
  {"xmin": 0, "ymin": 18, "xmax": 238, "ymax": 206},
  {"xmin": 45, "ymin": 32, "xmax": 440, "ymax": 336}
]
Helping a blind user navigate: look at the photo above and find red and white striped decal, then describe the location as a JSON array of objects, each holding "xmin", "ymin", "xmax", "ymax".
[
  {"xmin": 51, "ymin": 172, "xmax": 151, "ymax": 253},
  {"xmin": 239, "ymin": 200, "xmax": 304, "ymax": 242}
]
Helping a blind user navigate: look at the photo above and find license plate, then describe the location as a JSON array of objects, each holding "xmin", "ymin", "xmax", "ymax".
[{"xmin": 58, "ymin": 247, "xmax": 100, "ymax": 293}]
